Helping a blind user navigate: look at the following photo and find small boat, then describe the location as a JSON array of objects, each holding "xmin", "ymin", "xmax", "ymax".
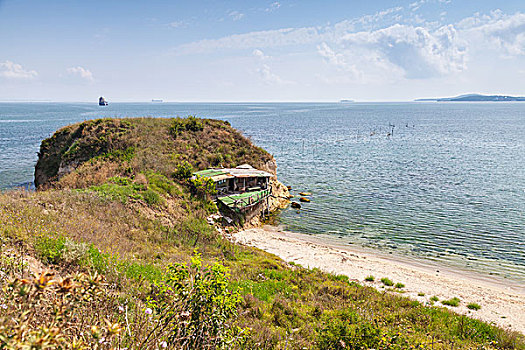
[{"xmin": 99, "ymin": 97, "xmax": 108, "ymax": 106}]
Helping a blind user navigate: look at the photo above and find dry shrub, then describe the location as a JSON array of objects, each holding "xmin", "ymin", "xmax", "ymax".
[
  {"xmin": 134, "ymin": 173, "xmax": 148, "ymax": 185},
  {"xmin": 58, "ymin": 160, "xmax": 123, "ymax": 189}
]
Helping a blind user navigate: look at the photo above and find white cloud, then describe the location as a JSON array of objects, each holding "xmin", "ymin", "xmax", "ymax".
[
  {"xmin": 265, "ymin": 2, "xmax": 281, "ymax": 13},
  {"xmin": 252, "ymin": 49, "xmax": 270, "ymax": 60},
  {"xmin": 252, "ymin": 49, "xmax": 291, "ymax": 85},
  {"xmin": 66, "ymin": 66, "xmax": 94, "ymax": 81},
  {"xmin": 410, "ymin": 0, "xmax": 451, "ymax": 12},
  {"xmin": 172, "ymin": 8, "xmax": 524, "ymax": 84},
  {"xmin": 338, "ymin": 23, "xmax": 467, "ymax": 78},
  {"xmin": 228, "ymin": 11, "xmax": 244, "ymax": 21},
  {"xmin": 256, "ymin": 64, "xmax": 292, "ymax": 85},
  {"xmin": 169, "ymin": 20, "xmax": 187, "ymax": 28},
  {"xmin": 317, "ymin": 43, "xmax": 364, "ymax": 81},
  {"xmin": 176, "ymin": 26, "xmax": 321, "ymax": 54},
  {"xmin": 355, "ymin": 7, "xmax": 403, "ymax": 27},
  {"xmin": 459, "ymin": 11, "xmax": 525, "ymax": 56},
  {"xmin": 317, "ymin": 43, "xmax": 355, "ymax": 73},
  {"xmin": 0, "ymin": 61, "xmax": 38, "ymax": 79}
]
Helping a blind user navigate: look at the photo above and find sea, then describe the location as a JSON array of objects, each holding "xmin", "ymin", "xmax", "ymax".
[{"xmin": 1, "ymin": 102, "xmax": 524, "ymax": 283}]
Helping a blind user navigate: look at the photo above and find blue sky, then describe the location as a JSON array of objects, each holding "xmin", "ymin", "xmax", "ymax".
[{"xmin": 1, "ymin": 0, "xmax": 524, "ymax": 102}]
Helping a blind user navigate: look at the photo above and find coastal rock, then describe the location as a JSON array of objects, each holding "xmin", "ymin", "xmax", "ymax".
[
  {"xmin": 291, "ymin": 202, "xmax": 301, "ymax": 209},
  {"xmin": 263, "ymin": 158, "xmax": 277, "ymax": 176},
  {"xmin": 299, "ymin": 192, "xmax": 311, "ymax": 196},
  {"xmin": 299, "ymin": 197, "xmax": 310, "ymax": 203}
]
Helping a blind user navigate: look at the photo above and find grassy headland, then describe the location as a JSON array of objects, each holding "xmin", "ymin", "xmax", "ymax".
[{"xmin": 1, "ymin": 117, "xmax": 523, "ymax": 349}]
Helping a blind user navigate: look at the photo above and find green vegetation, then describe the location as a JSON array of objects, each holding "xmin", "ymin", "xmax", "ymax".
[
  {"xmin": 170, "ymin": 116, "xmax": 204, "ymax": 136},
  {"xmin": 467, "ymin": 302, "xmax": 482, "ymax": 311},
  {"xmin": 34, "ymin": 234, "xmax": 67, "ymax": 264},
  {"xmin": 442, "ymin": 297, "xmax": 461, "ymax": 307},
  {"xmin": 381, "ymin": 277, "xmax": 394, "ymax": 286},
  {"xmin": 2, "ymin": 188, "xmax": 524, "ymax": 349},
  {"xmin": 1, "ymin": 117, "xmax": 523, "ymax": 349},
  {"xmin": 365, "ymin": 275, "xmax": 375, "ymax": 282},
  {"xmin": 174, "ymin": 160, "xmax": 194, "ymax": 180},
  {"xmin": 395, "ymin": 282, "xmax": 405, "ymax": 289},
  {"xmin": 35, "ymin": 117, "xmax": 273, "ymax": 190},
  {"xmin": 191, "ymin": 175, "xmax": 217, "ymax": 197},
  {"xmin": 430, "ymin": 296, "xmax": 440, "ymax": 303},
  {"xmin": 82, "ymin": 176, "xmax": 162, "ymax": 205},
  {"xmin": 0, "ymin": 251, "xmax": 242, "ymax": 349},
  {"xmin": 418, "ymin": 292, "xmax": 425, "ymax": 296}
]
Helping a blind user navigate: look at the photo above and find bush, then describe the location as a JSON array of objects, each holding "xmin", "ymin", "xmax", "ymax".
[
  {"xmin": 467, "ymin": 302, "xmax": 481, "ymax": 311},
  {"xmin": 191, "ymin": 176, "xmax": 217, "ymax": 197},
  {"xmin": 365, "ymin": 275, "xmax": 375, "ymax": 282},
  {"xmin": 395, "ymin": 282, "xmax": 405, "ymax": 289},
  {"xmin": 174, "ymin": 161, "xmax": 194, "ymax": 180},
  {"xmin": 442, "ymin": 297, "xmax": 460, "ymax": 307},
  {"xmin": 142, "ymin": 189, "xmax": 161, "ymax": 205},
  {"xmin": 147, "ymin": 253, "xmax": 245, "ymax": 348},
  {"xmin": 34, "ymin": 235, "xmax": 66, "ymax": 264},
  {"xmin": 170, "ymin": 116, "xmax": 204, "ymax": 137},
  {"xmin": 87, "ymin": 245, "xmax": 110, "ymax": 274},
  {"xmin": 102, "ymin": 146, "xmax": 135, "ymax": 162},
  {"xmin": 380, "ymin": 277, "xmax": 394, "ymax": 287},
  {"xmin": 123, "ymin": 261, "xmax": 164, "ymax": 283}
]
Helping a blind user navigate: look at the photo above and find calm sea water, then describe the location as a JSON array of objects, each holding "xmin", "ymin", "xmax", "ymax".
[{"xmin": 1, "ymin": 102, "xmax": 524, "ymax": 282}]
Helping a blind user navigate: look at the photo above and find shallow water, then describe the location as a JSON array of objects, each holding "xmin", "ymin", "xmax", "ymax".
[{"xmin": 1, "ymin": 102, "xmax": 524, "ymax": 282}]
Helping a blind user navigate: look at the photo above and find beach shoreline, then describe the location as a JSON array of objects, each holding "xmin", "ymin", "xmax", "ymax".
[{"xmin": 233, "ymin": 225, "xmax": 525, "ymax": 334}]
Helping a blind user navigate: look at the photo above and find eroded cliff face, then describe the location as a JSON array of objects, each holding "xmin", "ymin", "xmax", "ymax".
[{"xmin": 34, "ymin": 119, "xmax": 133, "ymax": 189}]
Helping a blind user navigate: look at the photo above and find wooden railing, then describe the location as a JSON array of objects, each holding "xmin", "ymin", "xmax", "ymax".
[{"xmin": 223, "ymin": 189, "xmax": 271, "ymax": 211}]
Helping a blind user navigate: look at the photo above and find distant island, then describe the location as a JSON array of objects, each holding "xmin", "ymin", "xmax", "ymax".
[
  {"xmin": 415, "ymin": 94, "xmax": 525, "ymax": 102},
  {"xmin": 340, "ymin": 99, "xmax": 355, "ymax": 103}
]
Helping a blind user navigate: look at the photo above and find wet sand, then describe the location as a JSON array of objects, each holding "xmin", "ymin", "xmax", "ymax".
[{"xmin": 233, "ymin": 225, "xmax": 525, "ymax": 334}]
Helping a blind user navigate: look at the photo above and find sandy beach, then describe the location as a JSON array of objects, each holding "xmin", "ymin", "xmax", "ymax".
[{"xmin": 233, "ymin": 225, "xmax": 525, "ymax": 335}]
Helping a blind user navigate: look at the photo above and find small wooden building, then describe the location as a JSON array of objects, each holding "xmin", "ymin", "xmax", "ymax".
[
  {"xmin": 192, "ymin": 164, "xmax": 273, "ymax": 217},
  {"xmin": 192, "ymin": 164, "xmax": 272, "ymax": 195}
]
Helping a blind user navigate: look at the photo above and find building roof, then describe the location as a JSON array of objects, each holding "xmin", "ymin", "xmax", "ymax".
[
  {"xmin": 192, "ymin": 164, "xmax": 272, "ymax": 181},
  {"xmin": 193, "ymin": 169, "xmax": 229, "ymax": 177}
]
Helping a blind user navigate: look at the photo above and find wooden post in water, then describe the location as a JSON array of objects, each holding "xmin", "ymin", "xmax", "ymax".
[{"xmin": 389, "ymin": 123, "xmax": 395, "ymax": 137}]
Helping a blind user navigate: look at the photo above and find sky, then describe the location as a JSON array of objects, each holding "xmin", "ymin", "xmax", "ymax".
[{"xmin": 0, "ymin": 0, "xmax": 524, "ymax": 102}]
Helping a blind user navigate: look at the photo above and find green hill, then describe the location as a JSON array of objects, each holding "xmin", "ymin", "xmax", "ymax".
[{"xmin": 0, "ymin": 117, "xmax": 523, "ymax": 349}]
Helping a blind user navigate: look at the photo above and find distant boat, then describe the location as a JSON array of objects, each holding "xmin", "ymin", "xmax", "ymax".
[
  {"xmin": 98, "ymin": 96, "xmax": 108, "ymax": 106},
  {"xmin": 340, "ymin": 99, "xmax": 355, "ymax": 103},
  {"xmin": 151, "ymin": 99, "xmax": 163, "ymax": 103}
]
